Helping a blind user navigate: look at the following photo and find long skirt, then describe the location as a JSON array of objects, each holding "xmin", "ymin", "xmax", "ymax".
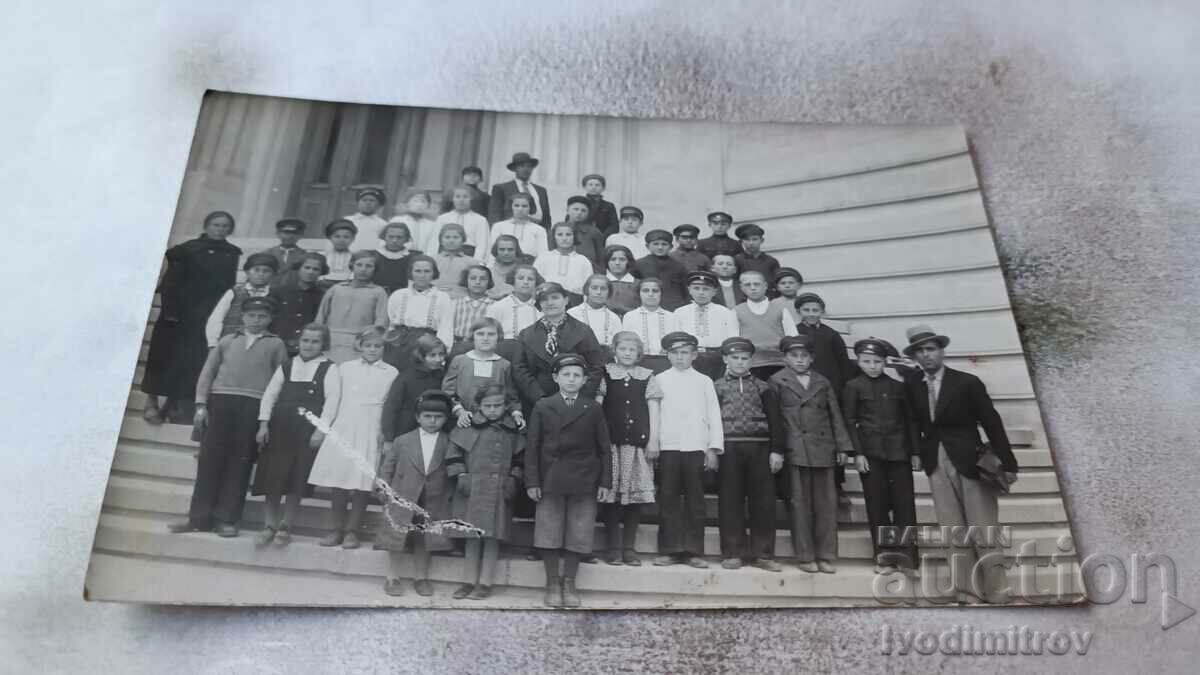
[{"xmin": 142, "ymin": 318, "xmax": 209, "ymax": 400}]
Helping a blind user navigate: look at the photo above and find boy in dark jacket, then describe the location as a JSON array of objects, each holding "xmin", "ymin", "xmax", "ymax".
[
  {"xmin": 841, "ymin": 338, "xmax": 919, "ymax": 574},
  {"xmin": 526, "ymin": 353, "xmax": 613, "ymax": 608}
]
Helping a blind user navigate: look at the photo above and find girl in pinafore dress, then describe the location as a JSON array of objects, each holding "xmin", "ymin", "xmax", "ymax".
[
  {"xmin": 252, "ymin": 324, "xmax": 340, "ymax": 546},
  {"xmin": 315, "ymin": 249, "xmax": 389, "ymax": 364},
  {"xmin": 446, "ymin": 384, "xmax": 525, "ymax": 600},
  {"xmin": 308, "ymin": 326, "xmax": 399, "ymax": 549},
  {"xmin": 595, "ymin": 331, "xmax": 662, "ymax": 565},
  {"xmin": 383, "ymin": 255, "xmax": 455, "ymax": 372}
]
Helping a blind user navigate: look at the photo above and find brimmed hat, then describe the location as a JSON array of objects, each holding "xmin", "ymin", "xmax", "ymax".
[
  {"xmin": 853, "ymin": 337, "xmax": 900, "ymax": 358},
  {"xmin": 240, "ymin": 295, "xmax": 279, "ymax": 314},
  {"xmin": 551, "ymin": 353, "xmax": 589, "ymax": 373},
  {"xmin": 506, "ymin": 152, "xmax": 540, "ymax": 171},
  {"xmin": 661, "ymin": 331, "xmax": 699, "ymax": 352},
  {"xmin": 735, "ymin": 223, "xmax": 765, "ymax": 239},
  {"xmin": 780, "ymin": 335, "xmax": 815, "ymax": 353},
  {"xmin": 902, "ymin": 324, "xmax": 951, "ymax": 356},
  {"xmin": 721, "ymin": 337, "xmax": 756, "ymax": 355},
  {"xmin": 774, "ymin": 267, "xmax": 803, "ymax": 285},
  {"xmin": 274, "ymin": 218, "xmax": 306, "ymax": 233},
  {"xmin": 356, "ymin": 187, "xmax": 386, "ymax": 203},
  {"xmin": 242, "ymin": 252, "xmax": 279, "ymax": 272},
  {"xmin": 644, "ymin": 229, "xmax": 672, "ymax": 245},
  {"xmin": 620, "ymin": 206, "xmax": 644, "ymax": 221},
  {"xmin": 324, "ymin": 219, "xmax": 358, "ymax": 238},
  {"xmin": 707, "ymin": 211, "xmax": 733, "ymax": 223},
  {"xmin": 416, "ymin": 390, "xmax": 452, "ymax": 414},
  {"xmin": 535, "ymin": 281, "xmax": 567, "ymax": 304},
  {"xmin": 686, "ymin": 270, "xmax": 719, "ymax": 288},
  {"xmin": 794, "ymin": 292, "xmax": 825, "ymax": 309},
  {"xmin": 673, "ymin": 224, "xmax": 700, "ymax": 238}
]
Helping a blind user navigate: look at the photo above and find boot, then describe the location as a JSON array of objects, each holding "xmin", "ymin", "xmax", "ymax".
[
  {"xmin": 543, "ymin": 576, "xmax": 563, "ymax": 608},
  {"xmin": 561, "ymin": 577, "xmax": 581, "ymax": 608}
]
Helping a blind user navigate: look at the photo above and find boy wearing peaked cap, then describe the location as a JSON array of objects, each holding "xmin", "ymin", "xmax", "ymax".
[
  {"xmin": 651, "ymin": 331, "xmax": 724, "ymax": 569},
  {"xmin": 698, "ymin": 211, "xmax": 741, "ymax": 260},
  {"xmin": 205, "ymin": 252, "xmax": 279, "ymax": 348},
  {"xmin": 669, "ymin": 223, "xmax": 711, "ymax": 273},
  {"xmin": 261, "ymin": 218, "xmax": 308, "ymax": 282},
  {"xmin": 169, "ymin": 294, "xmax": 288, "ymax": 537},
  {"xmin": 634, "ymin": 228, "xmax": 689, "ymax": 310},
  {"xmin": 525, "ymin": 353, "xmax": 613, "ymax": 608},
  {"xmin": 733, "ymin": 223, "xmax": 781, "ymax": 287},
  {"xmin": 713, "ymin": 337, "xmax": 785, "ymax": 571},
  {"xmin": 605, "ymin": 206, "xmax": 649, "ymax": 260},
  {"xmin": 672, "ymin": 270, "xmax": 737, "ymax": 379},
  {"xmin": 345, "ymin": 187, "xmax": 389, "ymax": 243},
  {"xmin": 767, "ymin": 334, "xmax": 854, "ymax": 573},
  {"xmin": 841, "ymin": 338, "xmax": 920, "ymax": 574}
]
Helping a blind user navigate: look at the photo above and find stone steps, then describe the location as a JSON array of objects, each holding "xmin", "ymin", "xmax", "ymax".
[{"xmin": 88, "ymin": 512, "xmax": 1084, "ymax": 608}]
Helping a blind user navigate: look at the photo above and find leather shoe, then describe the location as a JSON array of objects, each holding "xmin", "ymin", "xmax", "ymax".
[
  {"xmin": 319, "ymin": 531, "xmax": 345, "ymax": 547},
  {"xmin": 817, "ymin": 560, "xmax": 836, "ymax": 574},
  {"xmin": 452, "ymin": 583, "xmax": 475, "ymax": 600},
  {"xmin": 214, "ymin": 523, "xmax": 239, "ymax": 538},
  {"xmin": 413, "ymin": 579, "xmax": 434, "ymax": 597},
  {"xmin": 383, "ymin": 578, "xmax": 405, "ymax": 596},
  {"xmin": 750, "ymin": 558, "xmax": 783, "ymax": 573},
  {"xmin": 468, "ymin": 585, "xmax": 493, "ymax": 600},
  {"xmin": 720, "ymin": 558, "xmax": 743, "ymax": 570},
  {"xmin": 797, "ymin": 561, "xmax": 819, "ymax": 573},
  {"xmin": 342, "ymin": 532, "xmax": 360, "ymax": 549},
  {"xmin": 652, "ymin": 555, "xmax": 678, "ymax": 566},
  {"xmin": 685, "ymin": 556, "xmax": 709, "ymax": 569}
]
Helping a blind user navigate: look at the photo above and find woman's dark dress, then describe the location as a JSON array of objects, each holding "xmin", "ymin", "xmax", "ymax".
[{"xmin": 142, "ymin": 234, "xmax": 241, "ymax": 400}]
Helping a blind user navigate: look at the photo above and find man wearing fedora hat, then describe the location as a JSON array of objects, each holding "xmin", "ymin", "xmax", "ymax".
[
  {"xmin": 488, "ymin": 152, "xmax": 553, "ymax": 229},
  {"xmin": 901, "ymin": 324, "xmax": 1019, "ymax": 603}
]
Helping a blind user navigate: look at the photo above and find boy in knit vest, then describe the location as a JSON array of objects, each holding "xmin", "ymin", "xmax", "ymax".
[
  {"xmin": 170, "ymin": 296, "xmax": 288, "ymax": 537},
  {"xmin": 734, "ymin": 270, "xmax": 799, "ymax": 381},
  {"xmin": 205, "ymin": 252, "xmax": 278, "ymax": 348},
  {"xmin": 713, "ymin": 337, "xmax": 784, "ymax": 571}
]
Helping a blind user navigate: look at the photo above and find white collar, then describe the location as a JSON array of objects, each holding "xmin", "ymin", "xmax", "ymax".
[
  {"xmin": 925, "ymin": 367, "xmax": 945, "ymax": 383},
  {"xmin": 746, "ymin": 297, "xmax": 770, "ymax": 308},
  {"xmin": 468, "ymin": 350, "xmax": 501, "ymax": 361},
  {"xmin": 583, "ymin": 304, "xmax": 608, "ymax": 313},
  {"xmin": 510, "ymin": 294, "xmax": 536, "ymax": 306},
  {"xmin": 718, "ymin": 278, "xmax": 734, "ymax": 286},
  {"xmin": 607, "ymin": 272, "xmax": 636, "ymax": 283},
  {"xmin": 639, "ymin": 305, "xmax": 665, "ymax": 314},
  {"xmin": 375, "ymin": 245, "xmax": 408, "ymax": 260},
  {"xmin": 409, "ymin": 286, "xmax": 435, "ymax": 296},
  {"xmin": 418, "ymin": 428, "xmax": 440, "ymax": 439}
]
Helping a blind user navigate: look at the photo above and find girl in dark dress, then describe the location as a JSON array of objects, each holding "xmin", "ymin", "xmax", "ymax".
[
  {"xmin": 252, "ymin": 324, "xmax": 338, "ymax": 545},
  {"xmin": 371, "ymin": 222, "xmax": 421, "ymax": 295},
  {"xmin": 142, "ymin": 211, "xmax": 241, "ymax": 424},
  {"xmin": 603, "ymin": 245, "xmax": 640, "ymax": 317}
]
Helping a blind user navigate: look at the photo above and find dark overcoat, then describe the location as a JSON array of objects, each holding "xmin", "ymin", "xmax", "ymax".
[
  {"xmin": 767, "ymin": 369, "xmax": 855, "ymax": 467},
  {"xmin": 525, "ymin": 394, "xmax": 612, "ymax": 496},
  {"xmin": 902, "ymin": 366, "xmax": 1018, "ymax": 478},
  {"xmin": 511, "ymin": 315, "xmax": 605, "ymax": 403},
  {"xmin": 841, "ymin": 373, "xmax": 918, "ymax": 461},
  {"xmin": 446, "ymin": 416, "xmax": 524, "ymax": 540},
  {"xmin": 488, "ymin": 180, "xmax": 552, "ymax": 227}
]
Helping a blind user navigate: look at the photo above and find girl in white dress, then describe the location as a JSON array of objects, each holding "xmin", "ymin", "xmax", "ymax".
[
  {"xmin": 308, "ymin": 326, "xmax": 399, "ymax": 549},
  {"xmin": 487, "ymin": 193, "xmax": 548, "ymax": 262}
]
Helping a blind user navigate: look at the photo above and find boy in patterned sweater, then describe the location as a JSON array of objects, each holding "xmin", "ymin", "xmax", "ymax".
[{"xmin": 713, "ymin": 337, "xmax": 785, "ymax": 571}]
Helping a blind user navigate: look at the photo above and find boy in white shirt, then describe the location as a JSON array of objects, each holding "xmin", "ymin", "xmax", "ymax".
[
  {"xmin": 671, "ymin": 270, "xmax": 737, "ymax": 379},
  {"xmin": 605, "ymin": 206, "xmax": 650, "ymax": 260},
  {"xmin": 651, "ymin": 331, "xmax": 723, "ymax": 568},
  {"xmin": 734, "ymin": 270, "xmax": 799, "ymax": 380},
  {"xmin": 436, "ymin": 185, "xmax": 491, "ymax": 260}
]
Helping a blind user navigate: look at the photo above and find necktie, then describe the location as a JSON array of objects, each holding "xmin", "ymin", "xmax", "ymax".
[
  {"xmin": 564, "ymin": 395, "xmax": 575, "ymax": 407},
  {"xmin": 545, "ymin": 320, "xmax": 559, "ymax": 356},
  {"xmin": 697, "ymin": 305, "xmax": 709, "ymax": 338},
  {"xmin": 927, "ymin": 375, "xmax": 938, "ymax": 422}
]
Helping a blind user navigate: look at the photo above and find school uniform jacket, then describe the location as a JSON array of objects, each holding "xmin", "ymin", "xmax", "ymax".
[
  {"xmin": 587, "ymin": 196, "xmax": 619, "ymax": 237},
  {"xmin": 488, "ymin": 180, "xmax": 552, "ymax": 227},
  {"xmin": 841, "ymin": 374, "xmax": 918, "ymax": 461},
  {"xmin": 375, "ymin": 429, "xmax": 453, "ymax": 551},
  {"xmin": 767, "ymin": 369, "xmax": 854, "ymax": 468},
  {"xmin": 511, "ymin": 316, "xmax": 606, "ymax": 402},
  {"xmin": 525, "ymin": 394, "xmax": 612, "ymax": 496},
  {"xmin": 902, "ymin": 366, "xmax": 1017, "ymax": 478}
]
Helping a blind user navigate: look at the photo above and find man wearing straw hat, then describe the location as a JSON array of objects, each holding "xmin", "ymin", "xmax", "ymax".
[{"xmin": 901, "ymin": 324, "xmax": 1019, "ymax": 604}]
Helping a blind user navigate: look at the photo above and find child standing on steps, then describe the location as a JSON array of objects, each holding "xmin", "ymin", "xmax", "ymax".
[
  {"xmin": 204, "ymin": 252, "xmax": 278, "ymax": 348},
  {"xmin": 377, "ymin": 390, "xmax": 456, "ymax": 597},
  {"xmin": 252, "ymin": 324, "xmax": 340, "ymax": 546},
  {"xmin": 381, "ymin": 334, "xmax": 448, "ymax": 443},
  {"xmin": 320, "ymin": 220, "xmax": 358, "ymax": 288},
  {"xmin": 442, "ymin": 317, "xmax": 524, "ymax": 429},
  {"xmin": 308, "ymin": 326, "xmax": 399, "ymax": 549},
  {"xmin": 315, "ymin": 250, "xmax": 389, "ymax": 364},
  {"xmin": 446, "ymin": 384, "xmax": 525, "ymax": 600},
  {"xmin": 595, "ymin": 332, "xmax": 660, "ymax": 566},
  {"xmin": 568, "ymin": 274, "xmax": 623, "ymax": 351},
  {"xmin": 168, "ymin": 296, "xmax": 288, "ymax": 537},
  {"xmin": 448, "ymin": 265, "xmax": 495, "ymax": 357},
  {"xmin": 526, "ymin": 353, "xmax": 612, "ymax": 608},
  {"xmin": 768, "ymin": 335, "xmax": 855, "ymax": 574}
]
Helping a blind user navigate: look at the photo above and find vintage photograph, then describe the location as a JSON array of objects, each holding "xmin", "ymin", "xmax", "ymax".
[{"xmin": 85, "ymin": 91, "xmax": 1081, "ymax": 608}]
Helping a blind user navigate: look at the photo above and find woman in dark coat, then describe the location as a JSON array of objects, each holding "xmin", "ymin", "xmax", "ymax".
[{"xmin": 141, "ymin": 211, "xmax": 241, "ymax": 424}]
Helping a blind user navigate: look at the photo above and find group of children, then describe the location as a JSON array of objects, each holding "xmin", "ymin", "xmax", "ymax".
[{"xmin": 161, "ymin": 177, "xmax": 927, "ymax": 608}]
